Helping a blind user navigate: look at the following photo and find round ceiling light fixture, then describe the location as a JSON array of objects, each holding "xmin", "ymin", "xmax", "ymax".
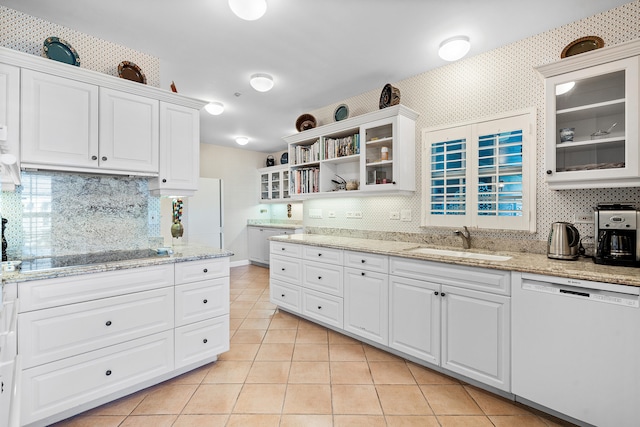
[
  {"xmin": 228, "ymin": 0, "xmax": 267, "ymax": 21},
  {"xmin": 204, "ymin": 102, "xmax": 225, "ymax": 115},
  {"xmin": 250, "ymin": 73, "xmax": 274, "ymax": 92},
  {"xmin": 438, "ymin": 35, "xmax": 471, "ymax": 61},
  {"xmin": 235, "ymin": 136, "xmax": 249, "ymax": 146}
]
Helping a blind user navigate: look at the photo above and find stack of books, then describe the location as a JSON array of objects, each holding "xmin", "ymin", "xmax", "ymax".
[
  {"xmin": 291, "ymin": 167, "xmax": 320, "ymax": 194},
  {"xmin": 324, "ymin": 134, "xmax": 359, "ymax": 160},
  {"xmin": 293, "ymin": 139, "xmax": 320, "ymax": 165}
]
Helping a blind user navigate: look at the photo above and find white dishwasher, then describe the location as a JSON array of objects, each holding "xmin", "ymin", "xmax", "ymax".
[{"xmin": 512, "ymin": 272, "xmax": 640, "ymax": 427}]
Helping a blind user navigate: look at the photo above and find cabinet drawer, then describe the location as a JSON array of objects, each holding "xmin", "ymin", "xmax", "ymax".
[
  {"xmin": 19, "ymin": 287, "xmax": 174, "ymax": 369},
  {"xmin": 270, "ymin": 255, "xmax": 302, "ymax": 284},
  {"xmin": 344, "ymin": 251, "xmax": 389, "ymax": 273},
  {"xmin": 21, "ymin": 330, "xmax": 173, "ymax": 426},
  {"xmin": 270, "ymin": 241, "xmax": 302, "ymax": 258},
  {"xmin": 390, "ymin": 257, "xmax": 511, "ymax": 296},
  {"xmin": 302, "ymin": 289, "xmax": 343, "ymax": 329},
  {"xmin": 270, "ymin": 279, "xmax": 301, "ymax": 313},
  {"xmin": 175, "ymin": 277, "xmax": 229, "ymax": 327},
  {"xmin": 303, "ymin": 260, "xmax": 343, "ymax": 296},
  {"xmin": 175, "ymin": 315, "xmax": 229, "ymax": 369},
  {"xmin": 18, "ymin": 264, "xmax": 174, "ymax": 312},
  {"xmin": 175, "ymin": 257, "xmax": 229, "ymax": 284},
  {"xmin": 303, "ymin": 246, "xmax": 343, "ymax": 265}
]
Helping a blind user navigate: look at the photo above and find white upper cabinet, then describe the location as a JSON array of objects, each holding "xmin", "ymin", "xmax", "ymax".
[
  {"xmin": 536, "ymin": 39, "xmax": 640, "ymax": 189},
  {"xmin": 0, "ymin": 63, "xmax": 20, "ymax": 189},
  {"xmin": 258, "ymin": 165, "xmax": 290, "ymax": 202},
  {"xmin": 99, "ymin": 88, "xmax": 159, "ymax": 173}
]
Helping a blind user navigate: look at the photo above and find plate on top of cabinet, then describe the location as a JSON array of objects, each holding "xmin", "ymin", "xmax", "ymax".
[
  {"xmin": 118, "ymin": 61, "xmax": 147, "ymax": 84},
  {"xmin": 334, "ymin": 104, "xmax": 349, "ymax": 121},
  {"xmin": 43, "ymin": 37, "xmax": 80, "ymax": 66},
  {"xmin": 561, "ymin": 36, "xmax": 604, "ymax": 58}
]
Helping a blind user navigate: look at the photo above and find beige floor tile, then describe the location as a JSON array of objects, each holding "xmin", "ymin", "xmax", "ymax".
[
  {"xmin": 269, "ymin": 316, "xmax": 300, "ymax": 329},
  {"xmin": 385, "ymin": 415, "xmax": 441, "ymax": 426},
  {"xmin": 295, "ymin": 328, "xmax": 329, "ymax": 344},
  {"xmin": 488, "ymin": 415, "xmax": 550, "ymax": 426},
  {"xmin": 166, "ymin": 364, "xmax": 212, "ymax": 385},
  {"xmin": 292, "ymin": 343, "xmax": 329, "ymax": 361},
  {"xmin": 331, "ymin": 385, "xmax": 383, "ymax": 415},
  {"xmin": 420, "ymin": 385, "xmax": 483, "ymax": 415},
  {"xmin": 363, "ymin": 345, "xmax": 403, "ymax": 361},
  {"xmin": 233, "ymin": 384, "xmax": 286, "ymax": 413},
  {"xmin": 407, "ymin": 363, "xmax": 460, "ymax": 384},
  {"xmin": 246, "ymin": 361, "xmax": 291, "ymax": 383},
  {"xmin": 263, "ymin": 328, "xmax": 297, "ymax": 343},
  {"xmin": 230, "ymin": 308, "xmax": 251, "ymax": 319},
  {"xmin": 464, "ymin": 385, "xmax": 531, "ymax": 415},
  {"xmin": 246, "ymin": 308, "xmax": 276, "ymax": 318},
  {"xmin": 172, "ymin": 414, "xmax": 228, "ymax": 427},
  {"xmin": 229, "ymin": 317, "xmax": 243, "ymax": 331},
  {"xmin": 131, "ymin": 384, "xmax": 197, "ymax": 415},
  {"xmin": 253, "ymin": 301, "xmax": 277, "ymax": 309},
  {"xmin": 230, "ymin": 301, "xmax": 255, "ymax": 310},
  {"xmin": 231, "ymin": 328, "xmax": 267, "ymax": 343},
  {"xmin": 333, "ymin": 415, "xmax": 387, "ymax": 426},
  {"xmin": 50, "ymin": 415, "xmax": 126, "ymax": 427},
  {"xmin": 202, "ymin": 361, "xmax": 252, "ymax": 383},
  {"xmin": 329, "ymin": 361, "xmax": 373, "ymax": 384},
  {"xmin": 329, "ymin": 344, "xmax": 366, "ymax": 361},
  {"xmin": 283, "ymin": 384, "xmax": 332, "ymax": 414},
  {"xmin": 217, "ymin": 343, "xmax": 260, "ymax": 361},
  {"xmin": 239, "ymin": 318, "xmax": 272, "ymax": 329},
  {"xmin": 119, "ymin": 415, "xmax": 178, "ymax": 427},
  {"xmin": 298, "ymin": 319, "xmax": 327, "ymax": 331},
  {"xmin": 182, "ymin": 384, "xmax": 242, "ymax": 414},
  {"xmin": 289, "ymin": 361, "xmax": 331, "ymax": 383},
  {"xmin": 83, "ymin": 390, "xmax": 148, "ymax": 416},
  {"xmin": 241, "ymin": 288, "xmax": 265, "ymax": 295},
  {"xmin": 369, "ymin": 361, "xmax": 416, "ymax": 384},
  {"xmin": 328, "ymin": 330, "xmax": 361, "ymax": 345},
  {"xmin": 280, "ymin": 414, "xmax": 333, "ymax": 427},
  {"xmin": 234, "ymin": 294, "xmax": 260, "ymax": 302},
  {"xmin": 255, "ymin": 343, "xmax": 294, "ymax": 361},
  {"xmin": 226, "ymin": 414, "xmax": 281, "ymax": 427},
  {"xmin": 437, "ymin": 415, "xmax": 495, "ymax": 426},
  {"xmin": 376, "ymin": 385, "xmax": 433, "ymax": 415}
]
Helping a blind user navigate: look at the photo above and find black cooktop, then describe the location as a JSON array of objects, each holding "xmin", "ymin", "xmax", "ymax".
[{"xmin": 20, "ymin": 249, "xmax": 167, "ymax": 272}]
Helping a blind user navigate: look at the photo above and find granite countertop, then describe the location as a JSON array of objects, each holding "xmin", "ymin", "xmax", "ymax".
[
  {"xmin": 2, "ymin": 245, "xmax": 233, "ymax": 284},
  {"xmin": 270, "ymin": 234, "xmax": 640, "ymax": 288}
]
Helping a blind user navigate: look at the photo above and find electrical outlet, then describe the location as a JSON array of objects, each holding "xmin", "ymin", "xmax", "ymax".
[
  {"xmin": 346, "ymin": 211, "xmax": 354, "ymax": 218},
  {"xmin": 353, "ymin": 211, "xmax": 362, "ymax": 218},
  {"xmin": 389, "ymin": 211, "xmax": 400, "ymax": 220},
  {"xmin": 574, "ymin": 212, "xmax": 593, "ymax": 223},
  {"xmin": 401, "ymin": 209, "xmax": 412, "ymax": 222},
  {"xmin": 328, "ymin": 211, "xmax": 336, "ymax": 218},
  {"xmin": 309, "ymin": 208, "xmax": 323, "ymax": 219}
]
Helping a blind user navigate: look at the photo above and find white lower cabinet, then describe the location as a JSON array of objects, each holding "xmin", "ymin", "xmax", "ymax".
[
  {"xmin": 175, "ymin": 315, "xmax": 229, "ymax": 368},
  {"xmin": 270, "ymin": 279, "xmax": 301, "ymax": 313},
  {"xmin": 301, "ymin": 288, "xmax": 343, "ymax": 328},
  {"xmin": 248, "ymin": 226, "xmax": 302, "ymax": 265},
  {"xmin": 344, "ymin": 267, "xmax": 389, "ymax": 345}
]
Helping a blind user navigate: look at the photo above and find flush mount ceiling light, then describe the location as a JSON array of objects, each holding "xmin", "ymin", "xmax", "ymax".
[
  {"xmin": 228, "ymin": 0, "xmax": 267, "ymax": 21},
  {"xmin": 555, "ymin": 81, "xmax": 576, "ymax": 95},
  {"xmin": 235, "ymin": 136, "xmax": 249, "ymax": 145},
  {"xmin": 250, "ymin": 73, "xmax": 274, "ymax": 92},
  {"xmin": 438, "ymin": 36, "xmax": 471, "ymax": 61},
  {"xmin": 204, "ymin": 102, "xmax": 225, "ymax": 115}
]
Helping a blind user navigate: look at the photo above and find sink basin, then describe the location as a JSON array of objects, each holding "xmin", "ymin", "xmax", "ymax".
[{"xmin": 405, "ymin": 247, "xmax": 511, "ymax": 261}]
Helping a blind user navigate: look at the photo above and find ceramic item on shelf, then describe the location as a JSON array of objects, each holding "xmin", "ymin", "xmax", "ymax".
[
  {"xmin": 170, "ymin": 81, "xmax": 178, "ymax": 93},
  {"xmin": 334, "ymin": 104, "xmax": 349, "ymax": 121},
  {"xmin": 280, "ymin": 152, "xmax": 288, "ymax": 164},
  {"xmin": 118, "ymin": 61, "xmax": 147, "ymax": 84},
  {"xmin": 266, "ymin": 155, "xmax": 275, "ymax": 167},
  {"xmin": 43, "ymin": 37, "xmax": 80, "ymax": 66},
  {"xmin": 295, "ymin": 114, "xmax": 316, "ymax": 132},
  {"xmin": 559, "ymin": 127, "xmax": 575, "ymax": 143},
  {"xmin": 561, "ymin": 36, "xmax": 604, "ymax": 58},
  {"xmin": 379, "ymin": 83, "xmax": 400, "ymax": 109},
  {"xmin": 346, "ymin": 180, "xmax": 359, "ymax": 191},
  {"xmin": 591, "ymin": 122, "xmax": 617, "ymax": 139}
]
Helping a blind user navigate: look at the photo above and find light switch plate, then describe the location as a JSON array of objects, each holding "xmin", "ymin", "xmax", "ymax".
[{"xmin": 401, "ymin": 209, "xmax": 412, "ymax": 222}]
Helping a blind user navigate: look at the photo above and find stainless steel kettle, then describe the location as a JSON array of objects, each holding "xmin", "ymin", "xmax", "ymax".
[{"xmin": 547, "ymin": 222, "xmax": 580, "ymax": 260}]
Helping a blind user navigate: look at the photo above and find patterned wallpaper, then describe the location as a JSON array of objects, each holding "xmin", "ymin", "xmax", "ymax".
[{"xmin": 304, "ymin": 1, "xmax": 640, "ymax": 253}]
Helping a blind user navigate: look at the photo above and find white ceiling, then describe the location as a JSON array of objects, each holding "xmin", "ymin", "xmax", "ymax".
[{"xmin": 1, "ymin": 0, "xmax": 631, "ymax": 153}]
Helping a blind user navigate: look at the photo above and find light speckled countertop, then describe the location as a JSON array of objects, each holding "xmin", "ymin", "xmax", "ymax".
[
  {"xmin": 247, "ymin": 223, "xmax": 303, "ymax": 230},
  {"xmin": 270, "ymin": 234, "xmax": 640, "ymax": 288},
  {"xmin": 2, "ymin": 245, "xmax": 233, "ymax": 284}
]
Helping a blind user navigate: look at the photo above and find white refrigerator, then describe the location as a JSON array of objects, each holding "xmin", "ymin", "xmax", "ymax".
[{"xmin": 185, "ymin": 178, "xmax": 224, "ymax": 249}]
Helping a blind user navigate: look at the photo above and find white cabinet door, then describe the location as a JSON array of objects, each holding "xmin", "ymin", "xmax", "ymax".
[
  {"xmin": 21, "ymin": 69, "xmax": 99, "ymax": 169},
  {"xmin": 441, "ymin": 285, "xmax": 510, "ymax": 391},
  {"xmin": 175, "ymin": 315, "xmax": 229, "ymax": 369},
  {"xmin": 343, "ymin": 267, "xmax": 388, "ymax": 345},
  {"xmin": 99, "ymin": 88, "xmax": 159, "ymax": 173},
  {"xmin": 389, "ymin": 275, "xmax": 440, "ymax": 364},
  {"xmin": 150, "ymin": 102, "xmax": 199, "ymax": 195},
  {"xmin": 0, "ymin": 63, "xmax": 20, "ymax": 188},
  {"xmin": 175, "ymin": 278, "xmax": 229, "ymax": 327}
]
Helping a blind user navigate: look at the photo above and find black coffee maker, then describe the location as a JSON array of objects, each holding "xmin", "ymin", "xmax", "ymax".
[{"xmin": 594, "ymin": 204, "xmax": 640, "ymax": 267}]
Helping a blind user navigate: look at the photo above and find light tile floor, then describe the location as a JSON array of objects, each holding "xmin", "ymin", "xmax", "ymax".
[{"xmin": 53, "ymin": 264, "xmax": 576, "ymax": 427}]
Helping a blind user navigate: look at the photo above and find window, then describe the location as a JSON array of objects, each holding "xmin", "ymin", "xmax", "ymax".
[{"xmin": 422, "ymin": 109, "xmax": 536, "ymax": 232}]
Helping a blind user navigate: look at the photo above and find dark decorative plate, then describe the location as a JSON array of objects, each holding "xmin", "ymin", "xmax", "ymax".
[
  {"xmin": 280, "ymin": 152, "xmax": 288, "ymax": 164},
  {"xmin": 118, "ymin": 61, "xmax": 147, "ymax": 84},
  {"xmin": 334, "ymin": 104, "xmax": 349, "ymax": 121},
  {"xmin": 379, "ymin": 83, "xmax": 400, "ymax": 109},
  {"xmin": 295, "ymin": 114, "xmax": 316, "ymax": 132},
  {"xmin": 561, "ymin": 36, "xmax": 604, "ymax": 58},
  {"xmin": 43, "ymin": 37, "xmax": 80, "ymax": 66}
]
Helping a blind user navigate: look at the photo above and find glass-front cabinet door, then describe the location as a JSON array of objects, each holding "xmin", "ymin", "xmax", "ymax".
[
  {"xmin": 260, "ymin": 172, "xmax": 270, "ymax": 200},
  {"xmin": 543, "ymin": 56, "xmax": 639, "ymax": 189}
]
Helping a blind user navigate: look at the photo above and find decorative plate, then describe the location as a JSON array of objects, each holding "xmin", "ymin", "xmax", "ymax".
[
  {"xmin": 334, "ymin": 104, "xmax": 349, "ymax": 121},
  {"xmin": 118, "ymin": 61, "xmax": 147, "ymax": 84},
  {"xmin": 280, "ymin": 152, "xmax": 288, "ymax": 164},
  {"xmin": 295, "ymin": 113, "xmax": 317, "ymax": 132},
  {"xmin": 379, "ymin": 83, "xmax": 401, "ymax": 109},
  {"xmin": 43, "ymin": 37, "xmax": 80, "ymax": 66},
  {"xmin": 561, "ymin": 36, "xmax": 604, "ymax": 58}
]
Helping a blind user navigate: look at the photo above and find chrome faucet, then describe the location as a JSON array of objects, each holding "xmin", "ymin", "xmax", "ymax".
[{"xmin": 454, "ymin": 226, "xmax": 471, "ymax": 249}]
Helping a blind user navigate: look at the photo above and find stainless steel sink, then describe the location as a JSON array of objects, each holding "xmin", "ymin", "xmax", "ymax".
[{"xmin": 404, "ymin": 247, "xmax": 511, "ymax": 261}]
